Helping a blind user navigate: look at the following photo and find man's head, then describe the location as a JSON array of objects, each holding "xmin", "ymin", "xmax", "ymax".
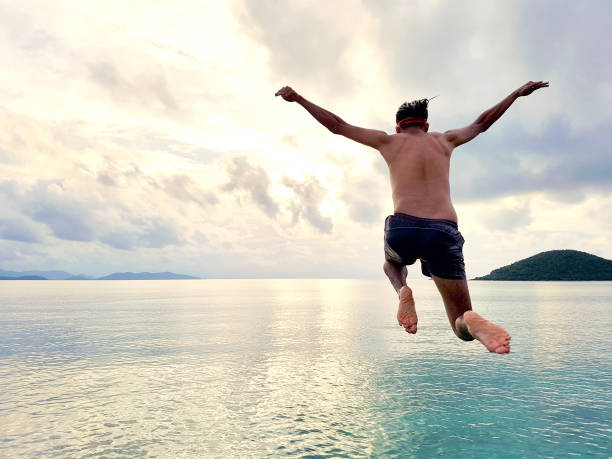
[{"xmin": 396, "ymin": 98, "xmax": 430, "ymax": 133}]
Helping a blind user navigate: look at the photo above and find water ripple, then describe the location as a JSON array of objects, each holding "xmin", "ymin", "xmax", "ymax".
[{"xmin": 0, "ymin": 279, "xmax": 610, "ymax": 457}]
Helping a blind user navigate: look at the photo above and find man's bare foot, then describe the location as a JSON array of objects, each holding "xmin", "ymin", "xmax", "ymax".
[
  {"xmin": 462, "ymin": 310, "xmax": 511, "ymax": 354},
  {"xmin": 397, "ymin": 286, "xmax": 418, "ymax": 334}
]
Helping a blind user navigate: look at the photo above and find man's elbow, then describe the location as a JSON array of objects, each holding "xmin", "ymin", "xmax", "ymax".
[
  {"xmin": 475, "ymin": 122, "xmax": 488, "ymax": 133},
  {"xmin": 329, "ymin": 121, "xmax": 344, "ymax": 134}
]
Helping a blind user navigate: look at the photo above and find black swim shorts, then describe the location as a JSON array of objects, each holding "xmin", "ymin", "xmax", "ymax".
[{"xmin": 384, "ymin": 213, "xmax": 466, "ymax": 280}]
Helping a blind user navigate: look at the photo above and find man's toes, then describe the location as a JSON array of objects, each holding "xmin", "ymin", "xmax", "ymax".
[{"xmin": 494, "ymin": 343, "xmax": 510, "ymax": 354}]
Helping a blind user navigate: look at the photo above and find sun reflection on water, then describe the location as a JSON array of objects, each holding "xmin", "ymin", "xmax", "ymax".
[{"xmin": 0, "ymin": 280, "xmax": 610, "ymax": 457}]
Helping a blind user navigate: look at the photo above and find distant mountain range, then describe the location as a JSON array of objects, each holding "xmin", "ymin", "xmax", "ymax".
[
  {"xmin": 475, "ymin": 250, "xmax": 612, "ymax": 281},
  {"xmin": 0, "ymin": 275, "xmax": 47, "ymax": 280},
  {"xmin": 97, "ymin": 272, "xmax": 199, "ymax": 280},
  {"xmin": 0, "ymin": 269, "xmax": 200, "ymax": 280}
]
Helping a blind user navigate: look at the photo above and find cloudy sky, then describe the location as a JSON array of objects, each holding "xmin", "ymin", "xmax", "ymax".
[{"xmin": 0, "ymin": 0, "xmax": 610, "ymax": 279}]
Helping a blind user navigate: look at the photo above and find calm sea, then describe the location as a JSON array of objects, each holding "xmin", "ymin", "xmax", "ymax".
[{"xmin": 0, "ymin": 279, "xmax": 610, "ymax": 458}]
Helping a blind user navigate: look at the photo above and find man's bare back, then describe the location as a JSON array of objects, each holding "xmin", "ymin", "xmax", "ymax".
[
  {"xmin": 380, "ymin": 130, "xmax": 457, "ymax": 222},
  {"xmin": 275, "ymin": 81, "xmax": 548, "ymax": 354}
]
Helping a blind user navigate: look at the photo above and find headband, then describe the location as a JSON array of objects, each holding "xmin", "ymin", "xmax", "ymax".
[{"xmin": 396, "ymin": 117, "xmax": 427, "ymax": 128}]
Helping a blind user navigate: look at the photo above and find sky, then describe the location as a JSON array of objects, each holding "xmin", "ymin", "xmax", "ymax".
[{"xmin": 0, "ymin": 0, "xmax": 610, "ymax": 279}]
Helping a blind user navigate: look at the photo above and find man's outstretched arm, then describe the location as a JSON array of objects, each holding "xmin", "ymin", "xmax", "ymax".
[
  {"xmin": 275, "ymin": 86, "xmax": 391, "ymax": 150},
  {"xmin": 444, "ymin": 80, "xmax": 549, "ymax": 148}
]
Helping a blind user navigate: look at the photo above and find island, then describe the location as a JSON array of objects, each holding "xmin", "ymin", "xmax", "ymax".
[{"xmin": 474, "ymin": 249, "xmax": 612, "ymax": 281}]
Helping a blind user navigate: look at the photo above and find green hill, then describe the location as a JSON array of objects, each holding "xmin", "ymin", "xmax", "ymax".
[{"xmin": 475, "ymin": 250, "xmax": 612, "ymax": 281}]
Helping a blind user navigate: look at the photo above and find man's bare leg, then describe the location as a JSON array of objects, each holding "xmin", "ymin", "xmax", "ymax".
[
  {"xmin": 431, "ymin": 276, "xmax": 511, "ymax": 354},
  {"xmin": 383, "ymin": 261, "xmax": 417, "ymax": 334}
]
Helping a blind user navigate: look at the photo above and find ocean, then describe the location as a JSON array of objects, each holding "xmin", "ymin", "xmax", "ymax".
[{"xmin": 1, "ymin": 279, "xmax": 610, "ymax": 457}]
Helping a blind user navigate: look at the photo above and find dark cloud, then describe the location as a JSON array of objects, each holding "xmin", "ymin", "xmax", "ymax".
[
  {"xmin": 0, "ymin": 179, "xmax": 185, "ymax": 250},
  {"xmin": 10, "ymin": 182, "xmax": 97, "ymax": 242},
  {"xmin": 282, "ymin": 175, "xmax": 332, "ymax": 233},
  {"xmin": 29, "ymin": 202, "xmax": 94, "ymax": 242},
  {"xmin": 223, "ymin": 156, "xmax": 279, "ymax": 218},
  {"xmin": 99, "ymin": 232, "xmax": 137, "ymax": 251},
  {"xmin": 451, "ymin": 117, "xmax": 612, "ymax": 202},
  {"xmin": 0, "ymin": 217, "xmax": 43, "ymax": 243},
  {"xmin": 96, "ymin": 218, "xmax": 182, "ymax": 251},
  {"xmin": 516, "ymin": 0, "xmax": 612, "ymax": 124},
  {"xmin": 139, "ymin": 218, "xmax": 182, "ymax": 248}
]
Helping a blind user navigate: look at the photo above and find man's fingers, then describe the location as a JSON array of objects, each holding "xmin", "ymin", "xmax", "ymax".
[{"xmin": 275, "ymin": 86, "xmax": 293, "ymax": 98}]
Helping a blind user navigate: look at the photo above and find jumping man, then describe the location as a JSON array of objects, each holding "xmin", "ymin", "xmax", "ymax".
[{"xmin": 275, "ymin": 81, "xmax": 548, "ymax": 354}]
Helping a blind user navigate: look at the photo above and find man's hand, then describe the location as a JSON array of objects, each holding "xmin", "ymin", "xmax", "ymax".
[
  {"xmin": 275, "ymin": 86, "xmax": 301, "ymax": 102},
  {"xmin": 516, "ymin": 80, "xmax": 549, "ymax": 97}
]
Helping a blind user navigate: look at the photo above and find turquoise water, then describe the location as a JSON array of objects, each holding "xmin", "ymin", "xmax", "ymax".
[{"xmin": 0, "ymin": 279, "xmax": 610, "ymax": 457}]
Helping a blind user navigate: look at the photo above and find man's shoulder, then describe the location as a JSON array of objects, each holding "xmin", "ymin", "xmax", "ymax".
[{"xmin": 429, "ymin": 131, "xmax": 454, "ymax": 147}]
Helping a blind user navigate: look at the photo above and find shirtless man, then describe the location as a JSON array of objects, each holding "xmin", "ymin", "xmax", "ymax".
[{"xmin": 275, "ymin": 81, "xmax": 548, "ymax": 354}]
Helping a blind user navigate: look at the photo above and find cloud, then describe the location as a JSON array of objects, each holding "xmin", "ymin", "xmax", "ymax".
[
  {"xmin": 91, "ymin": 156, "xmax": 219, "ymax": 208},
  {"xmin": 282, "ymin": 175, "xmax": 332, "ymax": 233},
  {"xmin": 515, "ymin": 0, "xmax": 612, "ymax": 131},
  {"xmin": 100, "ymin": 218, "xmax": 182, "ymax": 250},
  {"xmin": 341, "ymin": 176, "xmax": 386, "ymax": 225},
  {"xmin": 233, "ymin": 0, "xmax": 362, "ymax": 98},
  {"xmin": 3, "ymin": 181, "xmax": 96, "ymax": 242},
  {"xmin": 478, "ymin": 198, "xmax": 532, "ymax": 232},
  {"xmin": 139, "ymin": 218, "xmax": 182, "ymax": 248},
  {"xmin": 360, "ymin": 1, "xmax": 522, "ymax": 101},
  {"xmin": 162, "ymin": 174, "xmax": 218, "ymax": 207},
  {"xmin": 451, "ymin": 117, "xmax": 612, "ymax": 203},
  {"xmin": 221, "ymin": 156, "xmax": 333, "ymax": 233},
  {"xmin": 0, "ymin": 3, "xmax": 58, "ymax": 54},
  {"xmin": 0, "ymin": 216, "xmax": 44, "ymax": 243},
  {"xmin": 222, "ymin": 156, "xmax": 279, "ymax": 218},
  {"xmin": 0, "ymin": 179, "xmax": 186, "ymax": 250},
  {"xmin": 29, "ymin": 199, "xmax": 95, "ymax": 242},
  {"xmin": 86, "ymin": 59, "xmax": 180, "ymax": 113}
]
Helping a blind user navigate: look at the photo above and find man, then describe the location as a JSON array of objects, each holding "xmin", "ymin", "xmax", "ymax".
[{"xmin": 275, "ymin": 81, "xmax": 548, "ymax": 354}]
